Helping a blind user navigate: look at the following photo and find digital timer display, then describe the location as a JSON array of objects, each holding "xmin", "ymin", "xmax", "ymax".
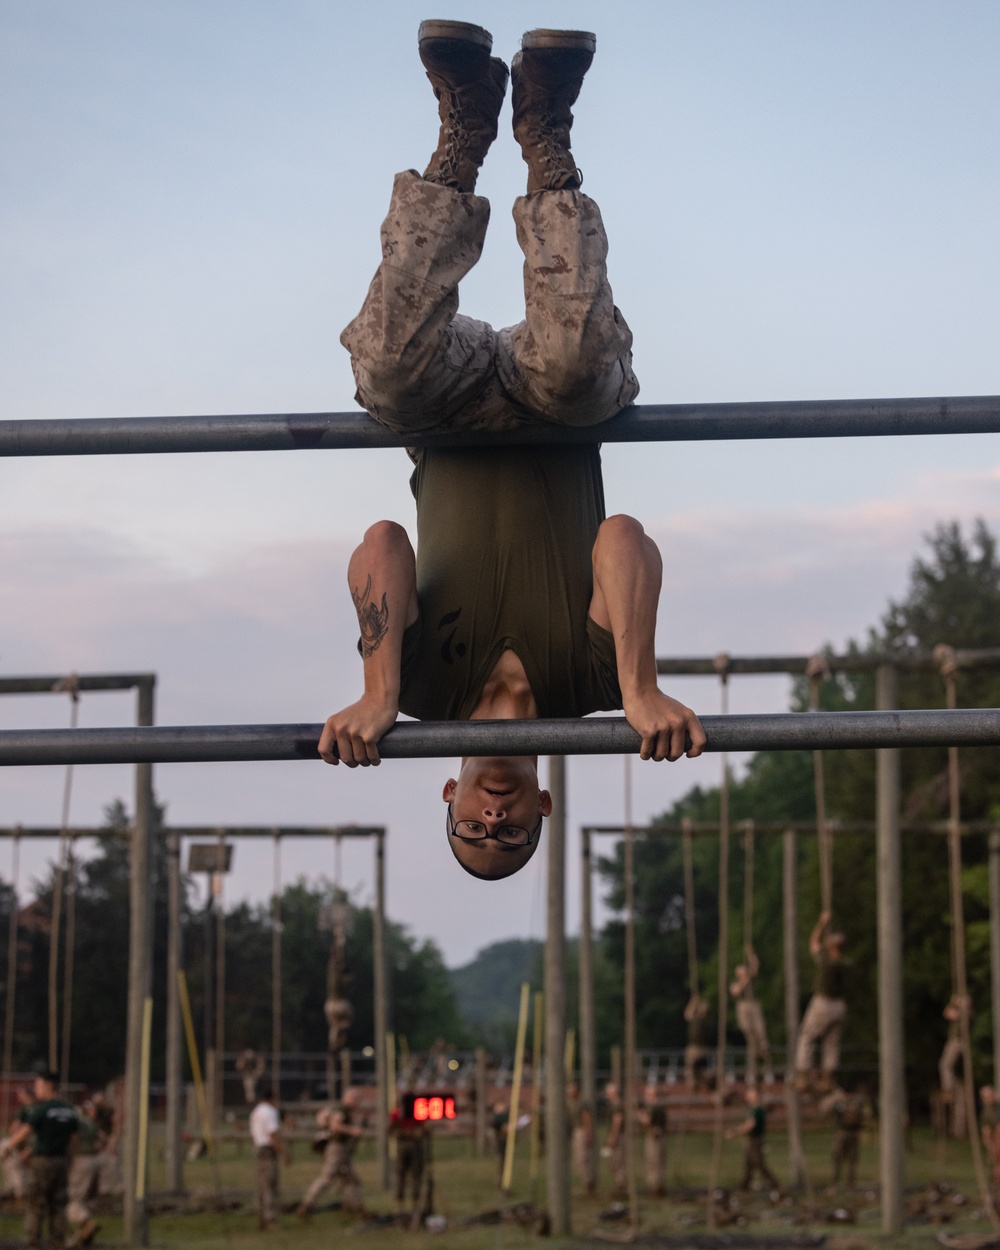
[{"xmin": 401, "ymin": 1092, "xmax": 457, "ymax": 1122}]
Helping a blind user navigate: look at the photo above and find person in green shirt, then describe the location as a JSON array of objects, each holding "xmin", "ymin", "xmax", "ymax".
[
  {"xmin": 318, "ymin": 20, "xmax": 706, "ymax": 880},
  {"xmin": 1, "ymin": 1062, "xmax": 77, "ymax": 1250},
  {"xmin": 726, "ymin": 1087, "xmax": 780, "ymax": 1194}
]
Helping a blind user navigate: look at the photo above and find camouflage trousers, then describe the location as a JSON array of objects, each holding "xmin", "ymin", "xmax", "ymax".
[
  {"xmin": 795, "ymin": 994, "xmax": 846, "ymax": 1075},
  {"xmin": 302, "ymin": 1140, "xmax": 362, "ymax": 1211},
  {"xmin": 25, "ymin": 1156, "xmax": 68, "ymax": 1250},
  {"xmin": 255, "ymin": 1146, "xmax": 279, "ymax": 1226},
  {"xmin": 832, "ymin": 1128, "xmax": 860, "ymax": 1188},
  {"xmin": 571, "ymin": 1125, "xmax": 596, "ymax": 1194},
  {"xmin": 736, "ymin": 999, "xmax": 774, "ymax": 1085},
  {"xmin": 341, "ymin": 171, "xmax": 639, "ymax": 441}
]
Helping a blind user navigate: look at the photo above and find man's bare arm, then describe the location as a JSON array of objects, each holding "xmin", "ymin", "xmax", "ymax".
[
  {"xmin": 809, "ymin": 910, "xmax": 831, "ymax": 956},
  {"xmin": 318, "ymin": 521, "xmax": 419, "ymax": 768},
  {"xmin": 589, "ymin": 515, "xmax": 706, "ymax": 762}
]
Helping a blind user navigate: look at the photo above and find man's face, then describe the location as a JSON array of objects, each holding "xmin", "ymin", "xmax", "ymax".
[
  {"xmin": 33, "ymin": 1077, "xmax": 55, "ymax": 1101},
  {"xmin": 443, "ymin": 756, "xmax": 552, "ymax": 880}
]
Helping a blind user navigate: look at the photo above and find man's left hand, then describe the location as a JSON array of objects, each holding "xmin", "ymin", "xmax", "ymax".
[{"xmin": 621, "ymin": 689, "xmax": 706, "ymax": 761}]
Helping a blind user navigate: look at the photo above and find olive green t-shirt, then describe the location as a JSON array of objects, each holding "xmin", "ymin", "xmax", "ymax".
[
  {"xmin": 398, "ymin": 445, "xmax": 622, "ymax": 720},
  {"xmin": 814, "ymin": 951, "xmax": 847, "ymax": 1000}
]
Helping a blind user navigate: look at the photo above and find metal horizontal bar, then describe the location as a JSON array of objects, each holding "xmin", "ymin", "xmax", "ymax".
[
  {"xmin": 0, "ymin": 673, "xmax": 156, "ymax": 695},
  {"xmin": 3, "ymin": 395, "xmax": 999, "ymax": 456},
  {"xmin": 583, "ymin": 820, "xmax": 997, "ymax": 837},
  {"xmin": 1, "ymin": 709, "xmax": 998, "ymax": 766},
  {"xmin": 657, "ymin": 649, "xmax": 1000, "ymax": 676},
  {"xmin": 0, "ymin": 825, "xmax": 384, "ymax": 839}
]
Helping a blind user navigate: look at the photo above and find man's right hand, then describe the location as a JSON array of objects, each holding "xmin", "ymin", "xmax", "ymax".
[{"xmin": 318, "ymin": 694, "xmax": 398, "ymax": 767}]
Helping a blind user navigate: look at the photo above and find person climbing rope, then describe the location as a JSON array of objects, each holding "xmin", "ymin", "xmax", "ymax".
[
  {"xmin": 318, "ymin": 20, "xmax": 706, "ymax": 879},
  {"xmin": 683, "ymin": 994, "xmax": 710, "ymax": 1091},
  {"xmin": 730, "ymin": 945, "xmax": 774, "ymax": 1086},
  {"xmin": 795, "ymin": 910, "xmax": 847, "ymax": 1093},
  {"xmin": 939, "ymin": 994, "xmax": 972, "ymax": 1138}
]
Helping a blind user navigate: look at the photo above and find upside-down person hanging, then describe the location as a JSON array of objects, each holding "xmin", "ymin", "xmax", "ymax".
[{"xmin": 320, "ymin": 20, "xmax": 705, "ymax": 879}]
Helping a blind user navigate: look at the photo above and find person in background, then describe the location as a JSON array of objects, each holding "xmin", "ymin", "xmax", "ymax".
[
  {"xmin": 249, "ymin": 1086, "xmax": 288, "ymax": 1231},
  {"xmin": 1, "ymin": 1062, "xmax": 78, "ymax": 1250},
  {"xmin": 491, "ymin": 1100, "xmax": 509, "ymax": 1187},
  {"xmin": 0, "ymin": 1086, "xmax": 35, "ymax": 1204},
  {"xmin": 726, "ymin": 1086, "xmax": 780, "ymax": 1195},
  {"xmin": 601, "ymin": 1083, "xmax": 627, "ymax": 1197},
  {"xmin": 822, "ymin": 1085, "xmax": 867, "ymax": 1191},
  {"xmin": 567, "ymin": 1083, "xmax": 596, "ymax": 1197},
  {"xmin": 730, "ymin": 945, "xmax": 774, "ymax": 1086},
  {"xmin": 297, "ymin": 1087, "xmax": 365, "ymax": 1218},
  {"xmin": 638, "ymin": 1081, "xmax": 667, "ymax": 1197},
  {"xmin": 389, "ymin": 1095, "xmax": 430, "ymax": 1214},
  {"xmin": 683, "ymin": 994, "xmax": 710, "ymax": 1091},
  {"xmin": 66, "ymin": 1098, "xmax": 104, "ymax": 1248},
  {"xmin": 980, "ymin": 1085, "xmax": 1000, "ymax": 1189}
]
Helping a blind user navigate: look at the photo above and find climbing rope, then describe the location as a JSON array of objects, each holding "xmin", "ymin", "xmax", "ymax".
[
  {"xmin": 935, "ymin": 644, "xmax": 1000, "ymax": 1231},
  {"xmin": 709, "ymin": 654, "xmax": 731, "ymax": 1224},
  {"xmin": 743, "ymin": 819, "xmax": 755, "ymax": 957},
  {"xmin": 682, "ymin": 818, "xmax": 699, "ymax": 998},
  {"xmin": 48, "ymin": 674, "xmax": 79, "ymax": 1078},
  {"xmin": 806, "ymin": 655, "xmax": 833, "ymax": 916}
]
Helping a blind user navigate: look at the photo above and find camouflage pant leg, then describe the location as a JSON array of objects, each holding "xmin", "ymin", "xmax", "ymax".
[
  {"xmin": 256, "ymin": 1148, "xmax": 278, "ymax": 1224},
  {"xmin": 66, "ymin": 1154, "xmax": 100, "ymax": 1224},
  {"xmin": 736, "ymin": 1000, "xmax": 773, "ymax": 1084},
  {"xmin": 832, "ymin": 1130, "xmax": 859, "ymax": 1187},
  {"xmin": 26, "ymin": 1157, "xmax": 68, "ymax": 1250},
  {"xmin": 795, "ymin": 995, "xmax": 846, "ymax": 1073},
  {"xmin": 340, "ymin": 172, "xmax": 638, "ymax": 439},
  {"xmin": 302, "ymin": 1141, "xmax": 340, "ymax": 1209},
  {"xmin": 644, "ymin": 1131, "xmax": 665, "ymax": 1194},
  {"xmin": 395, "ymin": 1138, "xmax": 425, "ymax": 1203},
  {"xmin": 572, "ymin": 1126, "xmax": 596, "ymax": 1192},
  {"xmin": 742, "ymin": 1139, "xmax": 779, "ymax": 1191}
]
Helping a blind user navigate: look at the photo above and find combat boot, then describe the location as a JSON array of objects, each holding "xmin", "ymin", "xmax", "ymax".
[
  {"xmin": 511, "ymin": 28, "xmax": 596, "ymax": 193},
  {"xmin": 419, "ymin": 20, "xmax": 509, "ymax": 193}
]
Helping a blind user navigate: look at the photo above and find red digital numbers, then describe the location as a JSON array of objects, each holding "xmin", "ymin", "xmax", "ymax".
[{"xmin": 411, "ymin": 1095, "xmax": 456, "ymax": 1121}]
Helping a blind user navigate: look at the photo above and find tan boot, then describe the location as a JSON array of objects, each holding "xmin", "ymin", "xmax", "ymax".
[
  {"xmin": 511, "ymin": 28, "xmax": 596, "ymax": 193},
  {"xmin": 419, "ymin": 20, "xmax": 509, "ymax": 193}
]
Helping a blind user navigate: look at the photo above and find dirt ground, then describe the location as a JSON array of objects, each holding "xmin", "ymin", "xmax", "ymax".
[{"xmin": 0, "ymin": 1126, "xmax": 994, "ymax": 1250}]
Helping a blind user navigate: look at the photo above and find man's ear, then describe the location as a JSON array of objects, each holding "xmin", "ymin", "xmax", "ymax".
[
  {"xmin": 539, "ymin": 788, "xmax": 553, "ymax": 817},
  {"xmin": 442, "ymin": 778, "xmax": 458, "ymax": 803}
]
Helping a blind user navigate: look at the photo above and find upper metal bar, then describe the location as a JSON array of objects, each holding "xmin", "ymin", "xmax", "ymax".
[
  {"xmin": 0, "ymin": 825, "xmax": 385, "ymax": 839},
  {"xmin": 656, "ymin": 649, "xmax": 1000, "ymax": 676},
  {"xmin": 3, "ymin": 395, "xmax": 1000, "ymax": 456},
  {"xmin": 1, "ymin": 709, "xmax": 999, "ymax": 766},
  {"xmin": 584, "ymin": 820, "xmax": 998, "ymax": 837},
  {"xmin": 0, "ymin": 674, "xmax": 156, "ymax": 694}
]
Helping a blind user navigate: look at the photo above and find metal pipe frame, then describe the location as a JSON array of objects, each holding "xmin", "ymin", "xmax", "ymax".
[
  {"xmin": 3, "ymin": 395, "xmax": 999, "ymax": 456},
  {"xmin": 583, "ymin": 819, "xmax": 998, "ymax": 838},
  {"xmin": 2, "ymin": 709, "xmax": 1000, "ymax": 766},
  {"xmin": 0, "ymin": 825, "xmax": 385, "ymax": 839},
  {"xmin": 656, "ymin": 648, "xmax": 1000, "ymax": 676}
]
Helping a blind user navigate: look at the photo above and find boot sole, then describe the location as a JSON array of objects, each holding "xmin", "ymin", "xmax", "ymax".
[
  {"xmin": 521, "ymin": 29, "xmax": 596, "ymax": 53},
  {"xmin": 419, "ymin": 20, "xmax": 492, "ymax": 50}
]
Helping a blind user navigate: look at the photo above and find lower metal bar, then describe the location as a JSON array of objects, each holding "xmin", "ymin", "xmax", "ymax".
[
  {"xmin": 1, "ymin": 709, "xmax": 1000, "ymax": 765},
  {"xmin": 2, "ymin": 395, "xmax": 999, "ymax": 456}
]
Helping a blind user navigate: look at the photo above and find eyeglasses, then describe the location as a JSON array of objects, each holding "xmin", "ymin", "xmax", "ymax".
[{"xmin": 446, "ymin": 803, "xmax": 543, "ymax": 848}]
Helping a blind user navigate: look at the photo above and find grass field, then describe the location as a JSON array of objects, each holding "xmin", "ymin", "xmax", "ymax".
[{"xmin": 0, "ymin": 1126, "xmax": 993, "ymax": 1249}]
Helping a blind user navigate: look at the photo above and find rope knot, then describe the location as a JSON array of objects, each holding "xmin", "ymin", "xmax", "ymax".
[
  {"xmin": 51, "ymin": 673, "xmax": 80, "ymax": 702},
  {"xmin": 712, "ymin": 652, "xmax": 731, "ymax": 681},
  {"xmin": 805, "ymin": 654, "xmax": 830, "ymax": 681},
  {"xmin": 934, "ymin": 643, "xmax": 960, "ymax": 679}
]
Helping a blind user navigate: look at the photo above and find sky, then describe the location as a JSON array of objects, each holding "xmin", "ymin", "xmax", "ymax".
[{"xmin": 1, "ymin": 1, "xmax": 999, "ymax": 967}]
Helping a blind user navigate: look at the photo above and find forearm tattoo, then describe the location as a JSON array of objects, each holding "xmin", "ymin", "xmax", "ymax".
[{"xmin": 352, "ymin": 575, "xmax": 389, "ymax": 659}]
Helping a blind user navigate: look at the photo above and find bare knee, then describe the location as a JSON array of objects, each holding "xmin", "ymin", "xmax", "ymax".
[{"xmin": 594, "ymin": 514, "xmax": 660, "ymax": 567}]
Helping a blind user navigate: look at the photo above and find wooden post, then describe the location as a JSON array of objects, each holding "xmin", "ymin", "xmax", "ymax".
[
  {"xmin": 214, "ymin": 833, "xmax": 226, "ymax": 1128},
  {"xmin": 475, "ymin": 1047, "xmax": 488, "ymax": 1157},
  {"xmin": 373, "ymin": 831, "xmax": 389, "ymax": 1189},
  {"xmin": 708, "ymin": 668, "xmax": 731, "ymax": 1220},
  {"xmin": 271, "ymin": 833, "xmax": 282, "ymax": 1105},
  {"xmin": 623, "ymin": 759, "xmax": 639, "ymax": 1233},
  {"xmin": 876, "ymin": 662, "xmax": 904, "ymax": 1235},
  {"xmin": 1, "ymin": 833, "xmax": 20, "ymax": 1132},
  {"xmin": 782, "ymin": 828, "xmax": 807, "ymax": 1188},
  {"xmin": 545, "ymin": 755, "xmax": 570, "ymax": 1234},
  {"xmin": 990, "ymin": 830, "xmax": 1000, "ymax": 1087},
  {"xmin": 530, "ymin": 992, "xmax": 543, "ymax": 1181},
  {"xmin": 579, "ymin": 830, "xmax": 596, "ymax": 1116},
  {"xmin": 123, "ymin": 677, "xmax": 154, "ymax": 1245},
  {"xmin": 165, "ymin": 829, "xmax": 183, "ymax": 1193}
]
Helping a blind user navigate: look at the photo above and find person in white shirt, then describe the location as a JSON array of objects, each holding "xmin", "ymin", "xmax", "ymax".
[{"xmin": 249, "ymin": 1089, "xmax": 287, "ymax": 1230}]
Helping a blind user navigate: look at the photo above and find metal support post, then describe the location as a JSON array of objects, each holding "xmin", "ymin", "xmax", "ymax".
[
  {"xmin": 579, "ymin": 830, "xmax": 596, "ymax": 1114},
  {"xmin": 373, "ymin": 832, "xmax": 389, "ymax": 1189},
  {"xmin": 545, "ymin": 756, "xmax": 570, "ymax": 1235},
  {"xmin": 991, "ymin": 831, "xmax": 1000, "ymax": 1086},
  {"xmin": 782, "ymin": 829, "xmax": 807, "ymax": 1188},
  {"xmin": 475, "ymin": 1047, "xmax": 488, "ymax": 1157},
  {"xmin": 165, "ymin": 830, "xmax": 183, "ymax": 1193},
  {"xmin": 123, "ymin": 678, "xmax": 154, "ymax": 1245},
  {"xmin": 876, "ymin": 663, "xmax": 904, "ymax": 1236}
]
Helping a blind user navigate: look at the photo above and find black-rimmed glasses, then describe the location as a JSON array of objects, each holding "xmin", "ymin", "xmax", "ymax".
[{"xmin": 446, "ymin": 803, "xmax": 543, "ymax": 847}]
